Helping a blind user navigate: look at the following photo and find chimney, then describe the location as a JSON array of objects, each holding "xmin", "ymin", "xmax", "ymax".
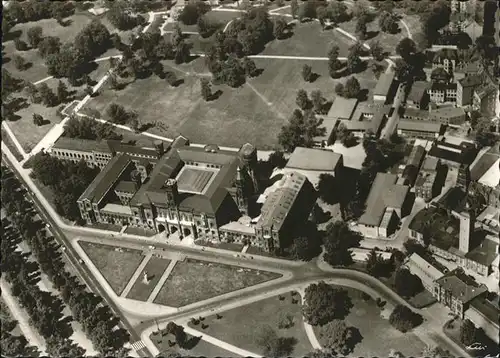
[{"xmin": 154, "ymin": 140, "xmax": 164, "ymax": 157}]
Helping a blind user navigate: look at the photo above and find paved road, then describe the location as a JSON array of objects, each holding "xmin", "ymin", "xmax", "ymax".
[{"xmin": 1, "ymin": 150, "xmax": 149, "ymax": 358}]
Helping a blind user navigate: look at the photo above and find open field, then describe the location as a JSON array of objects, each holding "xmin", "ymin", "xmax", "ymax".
[
  {"xmin": 153, "ymin": 258, "xmax": 281, "ymax": 307},
  {"xmin": 191, "ymin": 291, "xmax": 312, "ymax": 356},
  {"xmin": 126, "ymin": 256, "xmax": 171, "ymax": 302},
  {"xmin": 79, "ymin": 241, "xmax": 145, "ymax": 295},
  {"xmin": 313, "ymin": 288, "xmax": 427, "ymax": 357},
  {"xmin": 262, "ymin": 21, "xmax": 355, "ymax": 57},
  {"xmin": 84, "ymin": 55, "xmax": 379, "ymax": 149},
  {"xmin": 151, "ymin": 331, "xmax": 237, "ymax": 357}
]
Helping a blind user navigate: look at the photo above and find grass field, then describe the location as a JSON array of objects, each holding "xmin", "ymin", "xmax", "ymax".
[
  {"xmin": 192, "ymin": 291, "xmax": 312, "ymax": 356},
  {"xmin": 79, "ymin": 241, "xmax": 145, "ymax": 295},
  {"xmin": 1, "ymin": 127, "xmax": 25, "ymax": 162},
  {"xmin": 313, "ymin": 288, "xmax": 426, "ymax": 357},
  {"xmin": 153, "ymin": 258, "xmax": 281, "ymax": 307},
  {"xmin": 127, "ymin": 256, "xmax": 171, "ymax": 302},
  {"xmin": 151, "ymin": 331, "xmax": 237, "ymax": 357},
  {"xmin": 262, "ymin": 21, "xmax": 355, "ymax": 57}
]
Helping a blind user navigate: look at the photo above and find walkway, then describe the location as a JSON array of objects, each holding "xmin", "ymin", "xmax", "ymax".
[
  {"xmin": 182, "ymin": 325, "xmax": 262, "ymax": 358},
  {"xmin": 1, "ymin": 121, "xmax": 28, "ymax": 159},
  {"xmin": 120, "ymin": 253, "xmax": 153, "ymax": 298},
  {"xmin": 298, "ymin": 288, "xmax": 322, "ymax": 350},
  {"xmin": 147, "ymin": 259, "xmax": 178, "ymax": 303},
  {"xmin": 0, "ymin": 278, "xmax": 47, "ymax": 355}
]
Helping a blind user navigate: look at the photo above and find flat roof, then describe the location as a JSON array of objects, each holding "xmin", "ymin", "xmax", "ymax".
[
  {"xmin": 114, "ymin": 181, "xmax": 137, "ymax": 194},
  {"xmin": 314, "ymin": 119, "xmax": 337, "ymax": 141},
  {"xmin": 176, "ymin": 166, "xmax": 217, "ymax": 194},
  {"xmin": 286, "ymin": 147, "xmax": 342, "ymax": 172},
  {"xmin": 100, "ymin": 203, "xmax": 133, "ymax": 216},
  {"xmin": 327, "ymin": 97, "xmax": 358, "ymax": 120},
  {"xmin": 429, "ymin": 107, "xmax": 465, "ymax": 119},
  {"xmin": 373, "ymin": 72, "xmax": 395, "ymax": 97},
  {"xmin": 403, "ymin": 107, "xmax": 430, "ymax": 119},
  {"xmin": 359, "ymin": 173, "xmax": 409, "ymax": 227},
  {"xmin": 421, "ymin": 156, "xmax": 439, "ymax": 171},
  {"xmin": 53, "ymin": 137, "xmax": 111, "ymax": 153},
  {"xmin": 398, "ymin": 120, "xmax": 443, "ymax": 133}
]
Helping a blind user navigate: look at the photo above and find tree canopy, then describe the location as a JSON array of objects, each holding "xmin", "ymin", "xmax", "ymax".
[
  {"xmin": 389, "ymin": 305, "xmax": 423, "ymax": 332},
  {"xmin": 278, "ymin": 109, "xmax": 324, "ymax": 152},
  {"xmin": 323, "ymin": 221, "xmax": 361, "ymax": 267},
  {"xmin": 303, "ymin": 282, "xmax": 352, "ymax": 326}
]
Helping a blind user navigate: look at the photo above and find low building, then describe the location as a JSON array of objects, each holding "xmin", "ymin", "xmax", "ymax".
[
  {"xmin": 327, "ymin": 97, "xmax": 358, "ymax": 121},
  {"xmin": 313, "ymin": 118, "xmax": 337, "ymax": 147},
  {"xmin": 373, "ymin": 72, "xmax": 396, "ymax": 103},
  {"xmin": 473, "ymin": 84, "xmax": 497, "ymax": 118},
  {"xmin": 466, "ymin": 294, "xmax": 500, "ymax": 344},
  {"xmin": 338, "ymin": 105, "xmax": 390, "ymax": 137},
  {"xmin": 283, "ymin": 147, "xmax": 343, "ymax": 187},
  {"xmin": 403, "ymin": 253, "xmax": 444, "ymax": 293},
  {"xmin": 402, "ymin": 145, "xmax": 426, "ymax": 186},
  {"xmin": 401, "ymin": 107, "xmax": 430, "ymax": 122},
  {"xmin": 415, "ymin": 156, "xmax": 441, "ymax": 201},
  {"xmin": 407, "ymin": 81, "xmax": 430, "ymax": 109},
  {"xmin": 358, "ymin": 173, "xmax": 411, "ymax": 239},
  {"xmin": 397, "ymin": 120, "xmax": 444, "ymax": 140},
  {"xmin": 429, "ymin": 107, "xmax": 466, "ymax": 125},
  {"xmin": 476, "ymin": 205, "xmax": 500, "ymax": 235}
]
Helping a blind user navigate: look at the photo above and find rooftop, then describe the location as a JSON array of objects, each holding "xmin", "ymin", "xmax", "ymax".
[
  {"xmin": 465, "ymin": 234, "xmax": 499, "ymax": 267},
  {"xmin": 409, "ymin": 206, "xmax": 459, "ymax": 251},
  {"xmin": 478, "ymin": 158, "xmax": 500, "ymax": 188},
  {"xmin": 114, "ymin": 180, "xmax": 138, "ymax": 194},
  {"xmin": 53, "ymin": 137, "xmax": 111, "ymax": 153},
  {"xmin": 470, "ymin": 145, "xmax": 500, "ymax": 182},
  {"xmin": 176, "ymin": 166, "xmax": 217, "ymax": 194},
  {"xmin": 408, "ymin": 81, "xmax": 430, "ymax": 103},
  {"xmin": 470, "ymin": 294, "xmax": 500, "ymax": 327},
  {"xmin": 435, "ymin": 268, "xmax": 487, "ymax": 304},
  {"xmin": 458, "ymin": 74, "xmax": 482, "ymax": 87},
  {"xmin": 421, "ymin": 156, "xmax": 440, "ymax": 172},
  {"xmin": 476, "ymin": 206, "xmax": 500, "ymax": 233},
  {"xmin": 78, "ymin": 154, "xmax": 132, "ymax": 204},
  {"xmin": 403, "ymin": 107, "xmax": 430, "ymax": 119},
  {"xmin": 359, "ymin": 173, "xmax": 409, "ymax": 227},
  {"xmin": 314, "ymin": 118, "xmax": 337, "ymax": 142},
  {"xmin": 327, "ymin": 97, "xmax": 358, "ymax": 120},
  {"xmin": 398, "ymin": 120, "xmax": 443, "ymax": 133},
  {"xmin": 429, "ymin": 107, "xmax": 465, "ymax": 120},
  {"xmin": 405, "ymin": 253, "xmax": 444, "ymax": 282},
  {"xmin": 373, "ymin": 72, "xmax": 395, "ymax": 97},
  {"xmin": 286, "ymin": 147, "xmax": 342, "ymax": 172},
  {"xmin": 219, "ymin": 218, "xmax": 256, "ymax": 235},
  {"xmin": 100, "ymin": 203, "xmax": 133, "ymax": 216}
]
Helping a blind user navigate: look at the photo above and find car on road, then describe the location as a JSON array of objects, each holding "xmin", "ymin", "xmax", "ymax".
[
  {"xmin": 45, "ymin": 223, "xmax": 50, "ymax": 228},
  {"xmin": 148, "ymin": 245, "xmax": 156, "ymax": 250},
  {"xmin": 78, "ymin": 259, "xmax": 84, "ymax": 264}
]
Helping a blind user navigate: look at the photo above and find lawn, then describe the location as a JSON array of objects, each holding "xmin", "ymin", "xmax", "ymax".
[
  {"xmin": 126, "ymin": 256, "xmax": 171, "ymax": 302},
  {"xmin": 1, "ymin": 127, "xmax": 25, "ymax": 162},
  {"xmin": 262, "ymin": 21, "xmax": 354, "ymax": 57},
  {"xmin": 151, "ymin": 331, "xmax": 237, "ymax": 357},
  {"xmin": 79, "ymin": 241, "xmax": 145, "ymax": 295},
  {"xmin": 313, "ymin": 288, "xmax": 427, "ymax": 357},
  {"xmin": 153, "ymin": 258, "xmax": 282, "ymax": 307},
  {"xmin": 123, "ymin": 226, "xmax": 157, "ymax": 237},
  {"xmin": 191, "ymin": 291, "xmax": 312, "ymax": 356},
  {"xmin": 195, "ymin": 240, "xmax": 244, "ymax": 252}
]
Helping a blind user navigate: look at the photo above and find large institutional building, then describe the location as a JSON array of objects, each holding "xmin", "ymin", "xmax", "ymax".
[{"xmin": 49, "ymin": 135, "xmax": 319, "ymax": 252}]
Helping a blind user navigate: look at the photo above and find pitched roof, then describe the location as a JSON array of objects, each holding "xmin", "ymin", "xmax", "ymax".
[
  {"xmin": 465, "ymin": 234, "xmax": 499, "ymax": 266},
  {"xmin": 286, "ymin": 147, "xmax": 342, "ymax": 172},
  {"xmin": 421, "ymin": 156, "xmax": 440, "ymax": 171},
  {"xmin": 458, "ymin": 74, "xmax": 482, "ymax": 87},
  {"xmin": 78, "ymin": 154, "xmax": 132, "ymax": 204},
  {"xmin": 403, "ymin": 107, "xmax": 430, "ymax": 120},
  {"xmin": 53, "ymin": 137, "xmax": 111, "ymax": 153},
  {"xmin": 408, "ymin": 81, "xmax": 430, "ymax": 103},
  {"xmin": 435, "ymin": 268, "xmax": 487, "ymax": 304},
  {"xmin": 359, "ymin": 173, "xmax": 410, "ymax": 227},
  {"xmin": 478, "ymin": 158, "xmax": 500, "ymax": 188},
  {"xmin": 470, "ymin": 146, "xmax": 500, "ymax": 181},
  {"xmin": 405, "ymin": 253, "xmax": 444, "ymax": 283},
  {"xmin": 398, "ymin": 120, "xmax": 443, "ymax": 133},
  {"xmin": 114, "ymin": 180, "xmax": 137, "ymax": 194},
  {"xmin": 327, "ymin": 97, "xmax": 358, "ymax": 120},
  {"xmin": 373, "ymin": 72, "xmax": 395, "ymax": 97},
  {"xmin": 476, "ymin": 206, "xmax": 500, "ymax": 233},
  {"xmin": 406, "ymin": 145, "xmax": 426, "ymax": 167}
]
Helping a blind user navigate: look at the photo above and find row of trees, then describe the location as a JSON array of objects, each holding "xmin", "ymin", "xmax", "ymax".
[
  {"xmin": 64, "ymin": 116, "xmax": 122, "ymax": 141},
  {"xmin": 291, "ymin": 0, "xmax": 351, "ymax": 26},
  {"xmin": 0, "ymin": 303, "xmax": 40, "ymax": 357},
  {"xmin": 107, "ymin": 0, "xmax": 147, "ymax": 30},
  {"xmin": 3, "ymin": 0, "xmax": 75, "ymax": 29},
  {"xmin": 30, "ymin": 154, "xmax": 99, "ymax": 221},
  {"xmin": 278, "ymin": 108, "xmax": 325, "ymax": 153},
  {"xmin": 24, "ymin": 80, "xmax": 71, "ymax": 108}
]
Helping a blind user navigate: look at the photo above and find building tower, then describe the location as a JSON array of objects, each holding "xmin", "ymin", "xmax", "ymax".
[
  {"xmin": 240, "ymin": 143, "xmax": 259, "ymax": 193},
  {"xmin": 458, "ymin": 210, "xmax": 474, "ymax": 254},
  {"xmin": 131, "ymin": 170, "xmax": 143, "ymax": 190},
  {"xmin": 235, "ymin": 166, "xmax": 248, "ymax": 214},
  {"xmin": 164, "ymin": 179, "xmax": 179, "ymax": 208}
]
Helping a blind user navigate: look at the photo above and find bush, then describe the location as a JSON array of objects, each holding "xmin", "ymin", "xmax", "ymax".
[{"xmin": 389, "ymin": 305, "xmax": 423, "ymax": 333}]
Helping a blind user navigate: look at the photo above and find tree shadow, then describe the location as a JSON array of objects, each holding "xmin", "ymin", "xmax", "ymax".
[
  {"xmin": 185, "ymin": 55, "xmax": 200, "ymax": 64},
  {"xmin": 357, "ymin": 89, "xmax": 369, "ymax": 101},
  {"xmin": 21, "ymin": 62, "xmax": 33, "ymax": 71},
  {"xmin": 182, "ymin": 335, "xmax": 202, "ymax": 350},
  {"xmin": 138, "ymin": 122, "xmax": 155, "ymax": 132},
  {"xmin": 333, "ymin": 289, "xmax": 354, "ymax": 319},
  {"xmin": 41, "ymin": 119, "xmax": 51, "ymax": 126},
  {"xmin": 7, "ymin": 97, "xmax": 30, "ymax": 113},
  {"xmin": 277, "ymin": 336, "xmax": 298, "ymax": 356},
  {"xmin": 3, "ymin": 30, "xmax": 22, "ymax": 42},
  {"xmin": 208, "ymin": 89, "xmax": 223, "ymax": 101},
  {"xmin": 309, "ymin": 72, "xmax": 320, "ymax": 83},
  {"xmin": 346, "ymin": 327, "xmax": 363, "ymax": 353},
  {"xmin": 172, "ymin": 78, "xmax": 184, "ymax": 87},
  {"xmin": 59, "ymin": 18, "xmax": 73, "ymax": 27},
  {"xmin": 365, "ymin": 30, "xmax": 379, "ymax": 40}
]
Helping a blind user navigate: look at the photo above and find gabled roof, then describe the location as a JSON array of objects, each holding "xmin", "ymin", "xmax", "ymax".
[
  {"xmin": 359, "ymin": 173, "xmax": 409, "ymax": 227},
  {"xmin": 398, "ymin": 120, "xmax": 443, "ymax": 133},
  {"xmin": 408, "ymin": 81, "xmax": 430, "ymax": 103},
  {"xmin": 53, "ymin": 137, "xmax": 111, "ymax": 153},
  {"xmin": 435, "ymin": 268, "xmax": 487, "ymax": 304},
  {"xmin": 470, "ymin": 146, "xmax": 500, "ymax": 182},
  {"xmin": 373, "ymin": 72, "xmax": 395, "ymax": 97},
  {"xmin": 286, "ymin": 147, "xmax": 342, "ymax": 172}
]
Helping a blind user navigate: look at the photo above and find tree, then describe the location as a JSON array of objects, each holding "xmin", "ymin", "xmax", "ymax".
[
  {"xmin": 268, "ymin": 150, "xmax": 287, "ymax": 169},
  {"xmin": 38, "ymin": 83, "xmax": 57, "ymax": 107},
  {"xmin": 347, "ymin": 49, "xmax": 363, "ymax": 74},
  {"xmin": 14, "ymin": 38, "xmax": 29, "ymax": 51},
  {"xmin": 335, "ymin": 83, "xmax": 344, "ymax": 96},
  {"xmin": 365, "ymin": 249, "xmax": 391, "ymax": 277},
  {"xmin": 298, "ymin": 1, "xmax": 317, "ymax": 22},
  {"xmin": 200, "ymin": 78, "xmax": 212, "ymax": 101},
  {"xmin": 323, "ymin": 221, "xmax": 361, "ymax": 267},
  {"xmin": 302, "ymin": 64, "xmax": 313, "ymax": 82},
  {"xmin": 27, "ymin": 26, "xmax": 43, "ymax": 48},
  {"xmin": 277, "ymin": 312, "xmax": 294, "ymax": 329},
  {"xmin": 33, "ymin": 113, "xmax": 44, "ymax": 126},
  {"xmin": 165, "ymin": 71, "xmax": 178, "ymax": 87},
  {"xmin": 328, "ymin": 45, "xmax": 342, "ymax": 76},
  {"xmin": 242, "ymin": 57, "xmax": 258, "ymax": 77},
  {"xmin": 321, "ymin": 320, "xmax": 353, "ymax": 355},
  {"xmin": 31, "ymin": 153, "xmax": 66, "ymax": 186},
  {"xmin": 474, "ymin": 118, "xmax": 497, "ymax": 148},
  {"xmin": 311, "ymin": 90, "xmax": 323, "ymax": 114},
  {"xmin": 296, "ymin": 89, "xmax": 309, "ymax": 110},
  {"xmin": 38, "ymin": 36, "xmax": 61, "ymax": 58},
  {"xmin": 197, "ymin": 15, "xmax": 219, "ymax": 38},
  {"xmin": 396, "ymin": 38, "xmax": 417, "ymax": 61},
  {"xmin": 344, "ymin": 76, "xmax": 361, "ymax": 99},
  {"xmin": 278, "ymin": 109, "xmax": 322, "ymax": 152},
  {"xmin": 317, "ymin": 173, "xmax": 336, "ymax": 204},
  {"xmin": 174, "ymin": 40, "xmax": 191, "ymax": 64},
  {"xmin": 421, "ymin": 345, "xmax": 450, "ymax": 358},
  {"xmin": 107, "ymin": 103, "xmax": 129, "ymax": 124},
  {"xmin": 355, "ymin": 17, "xmax": 367, "ymax": 40},
  {"xmin": 389, "ymin": 305, "xmax": 423, "ymax": 332},
  {"xmin": 327, "ymin": 1, "xmax": 348, "ymax": 24},
  {"xmin": 56, "ymin": 80, "xmax": 69, "ymax": 104},
  {"xmin": 291, "ymin": 236, "xmax": 320, "ymax": 261},
  {"xmin": 171, "ymin": 23, "xmax": 183, "ymax": 48},
  {"xmin": 13, "ymin": 55, "xmax": 27, "ymax": 71},
  {"xmin": 317, "ymin": 6, "xmax": 328, "ymax": 29},
  {"xmin": 303, "ymin": 282, "xmax": 350, "ymax": 326},
  {"xmin": 394, "ymin": 268, "xmax": 424, "ymax": 297},
  {"xmin": 273, "ymin": 18, "xmax": 288, "ymax": 40},
  {"xmin": 290, "ymin": 0, "xmax": 299, "ymax": 19},
  {"xmin": 254, "ymin": 325, "xmax": 294, "ymax": 357},
  {"xmin": 370, "ymin": 41, "xmax": 385, "ymax": 61},
  {"xmin": 379, "ymin": 11, "xmax": 399, "ymax": 34},
  {"xmin": 460, "ymin": 319, "xmax": 476, "ymax": 346},
  {"xmin": 178, "ymin": 1, "xmax": 210, "ymax": 25},
  {"xmin": 46, "ymin": 337, "xmax": 86, "ymax": 358}
]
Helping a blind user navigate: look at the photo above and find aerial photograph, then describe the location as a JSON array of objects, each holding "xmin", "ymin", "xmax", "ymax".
[{"xmin": 1, "ymin": 0, "xmax": 499, "ymax": 357}]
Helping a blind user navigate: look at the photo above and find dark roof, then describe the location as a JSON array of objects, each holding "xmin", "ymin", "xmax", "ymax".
[
  {"xmin": 53, "ymin": 137, "xmax": 111, "ymax": 153},
  {"xmin": 114, "ymin": 181, "xmax": 137, "ymax": 194},
  {"xmin": 429, "ymin": 141, "xmax": 477, "ymax": 164},
  {"xmin": 409, "ymin": 206, "xmax": 459, "ymax": 250},
  {"xmin": 470, "ymin": 294, "xmax": 500, "ymax": 327},
  {"xmin": 430, "ymin": 82, "xmax": 457, "ymax": 91},
  {"xmin": 78, "ymin": 154, "xmax": 132, "ymax": 204},
  {"xmin": 373, "ymin": 72, "xmax": 395, "ymax": 97},
  {"xmin": 435, "ymin": 187, "xmax": 468, "ymax": 212},
  {"xmin": 435, "ymin": 268, "xmax": 487, "ymax": 304},
  {"xmin": 398, "ymin": 120, "xmax": 443, "ymax": 133},
  {"xmin": 421, "ymin": 156, "xmax": 440, "ymax": 172},
  {"xmin": 458, "ymin": 74, "xmax": 482, "ymax": 87},
  {"xmin": 406, "ymin": 145, "xmax": 426, "ymax": 167},
  {"xmin": 107, "ymin": 140, "xmax": 158, "ymax": 158},
  {"xmin": 408, "ymin": 81, "xmax": 430, "ymax": 103},
  {"xmin": 403, "ymin": 107, "xmax": 430, "ymax": 120},
  {"xmin": 171, "ymin": 135, "xmax": 189, "ymax": 149},
  {"xmin": 465, "ymin": 235, "xmax": 499, "ymax": 267},
  {"xmin": 359, "ymin": 173, "xmax": 409, "ymax": 226}
]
